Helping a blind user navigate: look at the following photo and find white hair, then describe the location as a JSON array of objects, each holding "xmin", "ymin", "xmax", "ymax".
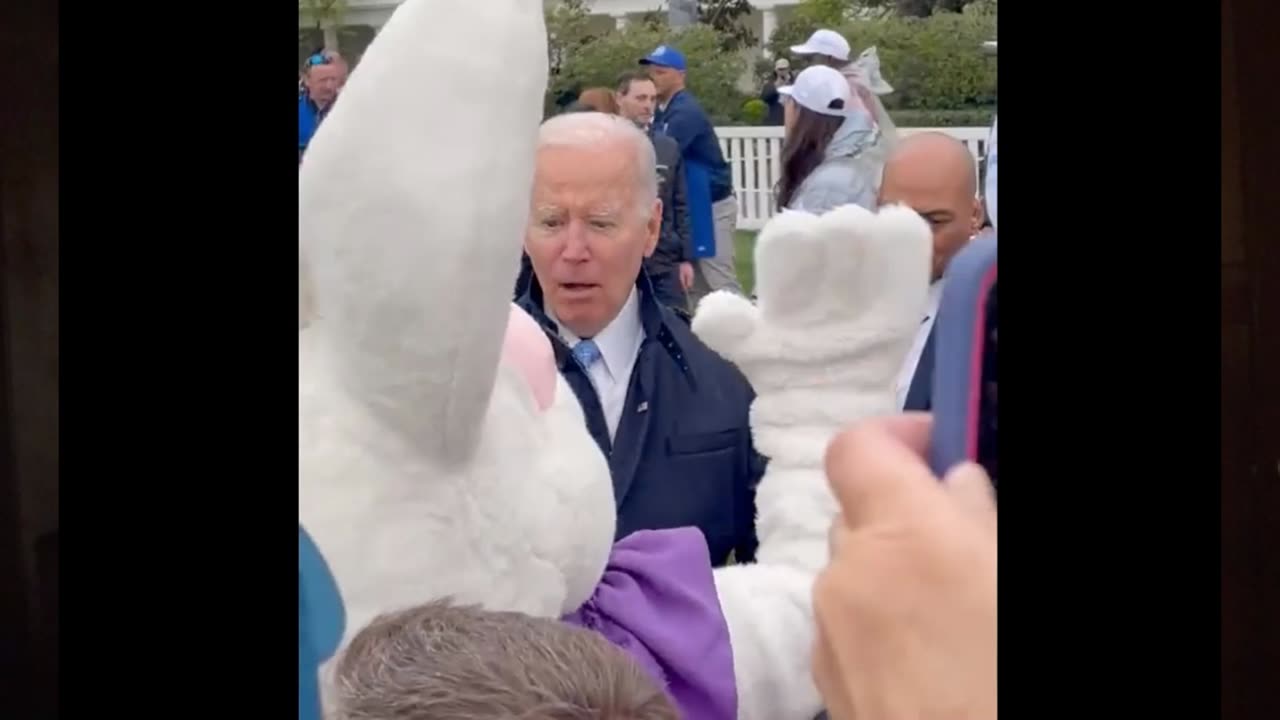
[{"xmin": 538, "ymin": 112, "xmax": 659, "ymax": 215}]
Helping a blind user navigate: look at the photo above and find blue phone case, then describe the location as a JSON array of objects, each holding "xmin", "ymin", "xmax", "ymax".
[{"xmin": 929, "ymin": 231, "xmax": 997, "ymax": 478}]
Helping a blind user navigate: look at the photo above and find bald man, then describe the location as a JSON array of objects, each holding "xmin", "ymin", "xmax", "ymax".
[{"xmin": 878, "ymin": 132, "xmax": 985, "ymax": 411}]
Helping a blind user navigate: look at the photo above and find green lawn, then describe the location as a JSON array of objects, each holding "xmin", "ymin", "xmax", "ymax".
[{"xmin": 734, "ymin": 230, "xmax": 757, "ymax": 295}]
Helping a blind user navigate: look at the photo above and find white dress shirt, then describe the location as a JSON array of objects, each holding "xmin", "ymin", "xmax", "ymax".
[
  {"xmin": 553, "ymin": 289, "xmax": 645, "ymax": 442},
  {"xmin": 984, "ymin": 116, "xmax": 998, "ymax": 230},
  {"xmin": 896, "ymin": 280, "xmax": 944, "ymax": 410}
]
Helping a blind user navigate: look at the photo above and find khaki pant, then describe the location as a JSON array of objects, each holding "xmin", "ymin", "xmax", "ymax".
[{"xmin": 689, "ymin": 196, "xmax": 743, "ymax": 311}]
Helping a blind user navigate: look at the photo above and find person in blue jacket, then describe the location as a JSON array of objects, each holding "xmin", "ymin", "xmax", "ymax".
[
  {"xmin": 519, "ymin": 111, "xmax": 763, "ymax": 566},
  {"xmin": 299, "ymin": 51, "xmax": 347, "ymax": 162},
  {"xmin": 640, "ymin": 45, "xmax": 744, "ymax": 307}
]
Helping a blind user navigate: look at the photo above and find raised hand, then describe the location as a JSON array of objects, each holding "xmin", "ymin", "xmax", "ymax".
[{"xmin": 814, "ymin": 414, "xmax": 996, "ymax": 720}]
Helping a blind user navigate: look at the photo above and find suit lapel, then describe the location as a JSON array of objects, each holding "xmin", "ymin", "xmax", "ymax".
[
  {"xmin": 904, "ymin": 323, "xmax": 937, "ymax": 411},
  {"xmin": 608, "ymin": 345, "xmax": 655, "ymax": 509}
]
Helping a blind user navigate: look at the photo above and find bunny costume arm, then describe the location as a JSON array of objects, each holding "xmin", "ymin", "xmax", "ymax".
[{"xmin": 695, "ymin": 205, "xmax": 933, "ymax": 719}]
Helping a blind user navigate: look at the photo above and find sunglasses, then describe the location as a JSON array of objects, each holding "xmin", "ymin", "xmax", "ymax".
[{"xmin": 305, "ymin": 53, "xmax": 331, "ymax": 68}]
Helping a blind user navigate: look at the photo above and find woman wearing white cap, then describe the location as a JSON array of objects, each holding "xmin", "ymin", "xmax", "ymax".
[
  {"xmin": 775, "ymin": 64, "xmax": 879, "ymax": 214},
  {"xmin": 790, "ymin": 30, "xmax": 900, "ymax": 184}
]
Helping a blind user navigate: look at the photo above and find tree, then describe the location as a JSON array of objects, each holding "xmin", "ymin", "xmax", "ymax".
[
  {"xmin": 963, "ymin": 0, "xmax": 998, "ymax": 16},
  {"xmin": 668, "ymin": 0, "xmax": 699, "ymax": 28},
  {"xmin": 697, "ymin": 0, "xmax": 758, "ymax": 52},
  {"xmin": 766, "ymin": 2, "xmax": 996, "ymax": 111},
  {"xmin": 548, "ymin": 23, "xmax": 750, "ymax": 125},
  {"xmin": 544, "ymin": 0, "xmax": 602, "ymax": 112},
  {"xmin": 858, "ymin": 0, "xmax": 988, "ymax": 17},
  {"xmin": 299, "ymin": 0, "xmax": 348, "ymax": 53},
  {"xmin": 765, "ymin": 0, "xmax": 855, "ymax": 62},
  {"xmin": 545, "ymin": 0, "xmax": 596, "ymax": 78}
]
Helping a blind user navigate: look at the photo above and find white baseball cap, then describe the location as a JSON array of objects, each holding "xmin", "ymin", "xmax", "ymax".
[
  {"xmin": 777, "ymin": 65, "xmax": 853, "ymax": 117},
  {"xmin": 791, "ymin": 29, "xmax": 851, "ymax": 62}
]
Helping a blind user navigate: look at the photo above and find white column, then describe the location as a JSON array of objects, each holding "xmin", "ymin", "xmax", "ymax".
[
  {"xmin": 615, "ymin": 14, "xmax": 629, "ymax": 30},
  {"xmin": 760, "ymin": 9, "xmax": 778, "ymax": 55}
]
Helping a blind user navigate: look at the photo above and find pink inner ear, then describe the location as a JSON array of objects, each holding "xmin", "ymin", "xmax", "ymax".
[{"xmin": 500, "ymin": 304, "xmax": 557, "ymax": 412}]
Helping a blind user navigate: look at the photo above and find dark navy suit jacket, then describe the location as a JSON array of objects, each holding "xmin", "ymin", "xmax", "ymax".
[
  {"xmin": 903, "ymin": 324, "xmax": 936, "ymax": 412},
  {"xmin": 517, "ymin": 274, "xmax": 763, "ymax": 566}
]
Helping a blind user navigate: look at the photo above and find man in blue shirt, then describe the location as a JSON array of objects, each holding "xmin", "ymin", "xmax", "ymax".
[
  {"xmin": 640, "ymin": 45, "xmax": 743, "ymax": 307},
  {"xmin": 299, "ymin": 51, "xmax": 348, "ymax": 162}
]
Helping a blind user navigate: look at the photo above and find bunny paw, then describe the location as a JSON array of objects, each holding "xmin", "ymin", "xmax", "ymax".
[
  {"xmin": 692, "ymin": 290, "xmax": 761, "ymax": 361},
  {"xmin": 748, "ymin": 203, "xmax": 930, "ymax": 330}
]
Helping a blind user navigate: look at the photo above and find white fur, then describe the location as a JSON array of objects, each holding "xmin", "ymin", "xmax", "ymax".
[
  {"xmin": 297, "ymin": 0, "xmax": 614, "ymax": 651},
  {"xmin": 300, "ymin": 0, "xmax": 544, "ymax": 466},
  {"xmin": 302, "ymin": 338, "xmax": 614, "ymax": 640},
  {"xmin": 297, "ymin": 1, "xmax": 932, "ymax": 717},
  {"xmin": 696, "ymin": 203, "xmax": 932, "ymax": 719}
]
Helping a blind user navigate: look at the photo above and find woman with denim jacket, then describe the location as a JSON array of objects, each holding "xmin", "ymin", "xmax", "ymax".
[{"xmin": 775, "ymin": 65, "xmax": 880, "ymax": 215}]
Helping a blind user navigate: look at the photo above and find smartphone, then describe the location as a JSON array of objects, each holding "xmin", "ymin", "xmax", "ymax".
[{"xmin": 928, "ymin": 231, "xmax": 997, "ymax": 490}]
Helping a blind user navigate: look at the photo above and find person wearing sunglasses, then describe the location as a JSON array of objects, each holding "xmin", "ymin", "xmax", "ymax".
[{"xmin": 300, "ymin": 50, "xmax": 348, "ymax": 162}]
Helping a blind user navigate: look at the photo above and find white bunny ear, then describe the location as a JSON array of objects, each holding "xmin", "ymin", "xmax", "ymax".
[
  {"xmin": 299, "ymin": 0, "xmax": 547, "ymax": 466},
  {"xmin": 852, "ymin": 46, "xmax": 894, "ymax": 96}
]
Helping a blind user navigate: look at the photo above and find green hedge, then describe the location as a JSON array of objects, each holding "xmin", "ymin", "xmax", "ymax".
[
  {"xmin": 766, "ymin": 8, "xmax": 996, "ymax": 111},
  {"xmin": 891, "ymin": 107, "xmax": 994, "ymax": 127},
  {"xmin": 740, "ymin": 98, "xmax": 769, "ymax": 125},
  {"xmin": 549, "ymin": 24, "xmax": 750, "ymax": 125},
  {"xmin": 544, "ymin": 0, "xmax": 994, "ymax": 125}
]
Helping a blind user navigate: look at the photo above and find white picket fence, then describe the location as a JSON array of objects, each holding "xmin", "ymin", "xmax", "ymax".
[{"xmin": 715, "ymin": 126, "xmax": 990, "ymax": 230}]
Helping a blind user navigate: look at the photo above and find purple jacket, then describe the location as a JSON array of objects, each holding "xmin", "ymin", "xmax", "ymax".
[{"xmin": 562, "ymin": 528, "xmax": 737, "ymax": 719}]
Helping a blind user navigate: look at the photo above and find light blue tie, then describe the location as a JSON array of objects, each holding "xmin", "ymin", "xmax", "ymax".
[{"xmin": 572, "ymin": 339, "xmax": 602, "ymax": 369}]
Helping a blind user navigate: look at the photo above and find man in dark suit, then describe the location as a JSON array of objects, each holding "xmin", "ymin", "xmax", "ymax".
[
  {"xmin": 519, "ymin": 111, "xmax": 761, "ymax": 566},
  {"xmin": 878, "ymin": 132, "xmax": 986, "ymax": 411},
  {"xmin": 759, "ymin": 58, "xmax": 793, "ymax": 126},
  {"xmin": 614, "ymin": 71, "xmax": 694, "ymax": 312}
]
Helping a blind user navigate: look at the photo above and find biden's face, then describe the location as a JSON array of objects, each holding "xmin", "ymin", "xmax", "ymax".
[{"xmin": 524, "ymin": 141, "xmax": 660, "ymax": 339}]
